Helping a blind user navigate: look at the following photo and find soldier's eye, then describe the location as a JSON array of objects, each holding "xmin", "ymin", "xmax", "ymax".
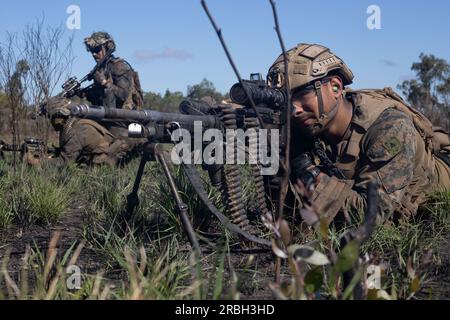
[
  {"xmin": 91, "ymin": 46, "xmax": 102, "ymax": 54},
  {"xmin": 293, "ymin": 88, "xmax": 314, "ymax": 99}
]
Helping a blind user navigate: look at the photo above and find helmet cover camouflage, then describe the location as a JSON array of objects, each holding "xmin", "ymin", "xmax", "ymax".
[
  {"xmin": 50, "ymin": 107, "xmax": 71, "ymax": 119},
  {"xmin": 267, "ymin": 43, "xmax": 354, "ymax": 93},
  {"xmin": 84, "ymin": 31, "xmax": 116, "ymax": 53},
  {"xmin": 46, "ymin": 96, "xmax": 72, "ymax": 118}
]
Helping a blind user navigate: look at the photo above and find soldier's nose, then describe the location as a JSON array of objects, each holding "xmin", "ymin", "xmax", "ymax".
[{"xmin": 292, "ymin": 102, "xmax": 304, "ymax": 117}]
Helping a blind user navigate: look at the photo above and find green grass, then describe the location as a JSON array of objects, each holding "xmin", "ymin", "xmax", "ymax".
[
  {"xmin": 0, "ymin": 161, "xmax": 71, "ymax": 228},
  {"xmin": 0, "ymin": 155, "xmax": 448, "ymax": 300},
  {"xmin": 0, "ymin": 232, "xmax": 192, "ymax": 300},
  {"xmin": 361, "ymin": 191, "xmax": 450, "ymax": 299}
]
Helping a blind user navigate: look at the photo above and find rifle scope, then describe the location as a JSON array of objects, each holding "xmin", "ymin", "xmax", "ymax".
[{"xmin": 229, "ymin": 81, "xmax": 286, "ymax": 109}]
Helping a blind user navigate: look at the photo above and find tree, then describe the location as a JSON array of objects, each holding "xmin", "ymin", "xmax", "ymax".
[
  {"xmin": 162, "ymin": 89, "xmax": 184, "ymax": 112},
  {"xmin": 0, "ymin": 33, "xmax": 29, "ymax": 167},
  {"xmin": 143, "ymin": 89, "xmax": 184, "ymax": 113},
  {"xmin": 398, "ymin": 53, "xmax": 450, "ymax": 129},
  {"xmin": 0, "ymin": 18, "xmax": 74, "ymax": 149},
  {"xmin": 143, "ymin": 79, "xmax": 227, "ymax": 114},
  {"xmin": 187, "ymin": 78, "xmax": 227, "ymax": 102},
  {"xmin": 22, "ymin": 17, "xmax": 74, "ymax": 146}
]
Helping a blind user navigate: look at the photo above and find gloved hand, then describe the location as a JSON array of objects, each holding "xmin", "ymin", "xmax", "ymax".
[
  {"xmin": 93, "ymin": 70, "xmax": 112, "ymax": 87},
  {"xmin": 291, "ymin": 153, "xmax": 321, "ymax": 188}
]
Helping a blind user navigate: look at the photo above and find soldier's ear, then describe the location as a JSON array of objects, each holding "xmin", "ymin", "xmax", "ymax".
[{"xmin": 329, "ymin": 76, "xmax": 343, "ymax": 97}]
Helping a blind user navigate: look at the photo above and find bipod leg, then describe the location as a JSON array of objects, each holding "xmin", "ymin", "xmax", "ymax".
[
  {"xmin": 154, "ymin": 144, "xmax": 202, "ymax": 258},
  {"xmin": 125, "ymin": 148, "xmax": 149, "ymax": 218}
]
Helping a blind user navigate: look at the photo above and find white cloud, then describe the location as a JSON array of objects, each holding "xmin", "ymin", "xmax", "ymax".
[{"xmin": 134, "ymin": 47, "xmax": 193, "ymax": 62}]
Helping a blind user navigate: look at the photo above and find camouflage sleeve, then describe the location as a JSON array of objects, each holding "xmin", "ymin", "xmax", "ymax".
[
  {"xmin": 108, "ymin": 60, "xmax": 133, "ymax": 102},
  {"xmin": 310, "ymin": 108, "xmax": 417, "ymax": 222}
]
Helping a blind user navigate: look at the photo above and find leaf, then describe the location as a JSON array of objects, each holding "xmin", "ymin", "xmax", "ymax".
[
  {"xmin": 410, "ymin": 276, "xmax": 420, "ymax": 293},
  {"xmin": 300, "ymin": 208, "xmax": 318, "ymax": 226},
  {"xmin": 278, "ymin": 219, "xmax": 291, "ymax": 246},
  {"xmin": 406, "ymin": 256, "xmax": 416, "ymax": 279},
  {"xmin": 319, "ymin": 218, "xmax": 329, "ymax": 241},
  {"xmin": 268, "ymin": 283, "xmax": 289, "ymax": 300},
  {"xmin": 288, "ymin": 245, "xmax": 330, "ymax": 266},
  {"xmin": 376, "ymin": 290, "xmax": 392, "ymax": 300},
  {"xmin": 390, "ymin": 283, "xmax": 398, "ymax": 300},
  {"xmin": 304, "ymin": 267, "xmax": 324, "ymax": 294},
  {"xmin": 272, "ymin": 240, "xmax": 287, "ymax": 259},
  {"xmin": 368, "ymin": 289, "xmax": 392, "ymax": 300},
  {"xmin": 280, "ymin": 281, "xmax": 293, "ymax": 298},
  {"xmin": 335, "ymin": 240, "xmax": 360, "ymax": 273},
  {"xmin": 289, "ymin": 244, "xmax": 313, "ymax": 259},
  {"xmin": 367, "ymin": 289, "xmax": 378, "ymax": 300}
]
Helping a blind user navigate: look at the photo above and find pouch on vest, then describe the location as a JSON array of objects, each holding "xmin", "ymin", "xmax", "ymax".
[{"xmin": 121, "ymin": 60, "xmax": 144, "ymax": 110}]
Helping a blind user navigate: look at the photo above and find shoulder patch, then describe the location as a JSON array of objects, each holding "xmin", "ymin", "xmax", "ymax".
[{"xmin": 383, "ymin": 136, "xmax": 402, "ymax": 157}]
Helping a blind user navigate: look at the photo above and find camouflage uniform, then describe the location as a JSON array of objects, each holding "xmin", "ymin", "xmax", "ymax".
[
  {"xmin": 301, "ymin": 89, "xmax": 450, "ymax": 222},
  {"xmin": 82, "ymin": 32, "xmax": 143, "ymax": 109},
  {"xmin": 83, "ymin": 57, "xmax": 142, "ymax": 109},
  {"xmin": 267, "ymin": 43, "xmax": 450, "ymax": 223},
  {"xmin": 48, "ymin": 118, "xmax": 133, "ymax": 167}
]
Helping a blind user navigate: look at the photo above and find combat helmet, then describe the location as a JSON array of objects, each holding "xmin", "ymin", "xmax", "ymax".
[
  {"xmin": 50, "ymin": 106, "xmax": 71, "ymax": 119},
  {"xmin": 84, "ymin": 31, "xmax": 116, "ymax": 53},
  {"xmin": 267, "ymin": 43, "xmax": 353, "ymax": 92},
  {"xmin": 267, "ymin": 43, "xmax": 354, "ymax": 135}
]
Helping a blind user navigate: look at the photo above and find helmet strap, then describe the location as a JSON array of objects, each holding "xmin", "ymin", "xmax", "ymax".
[
  {"xmin": 314, "ymin": 80, "xmax": 325, "ymax": 117},
  {"xmin": 313, "ymin": 80, "xmax": 342, "ymax": 132}
]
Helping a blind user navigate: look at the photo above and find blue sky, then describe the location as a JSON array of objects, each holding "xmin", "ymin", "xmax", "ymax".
[{"xmin": 1, "ymin": 0, "xmax": 449, "ymax": 96}]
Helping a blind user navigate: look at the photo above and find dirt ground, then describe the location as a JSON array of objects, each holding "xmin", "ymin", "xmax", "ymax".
[{"xmin": 0, "ymin": 204, "xmax": 277, "ymax": 299}]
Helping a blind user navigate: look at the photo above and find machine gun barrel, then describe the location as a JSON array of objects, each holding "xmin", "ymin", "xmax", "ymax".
[{"xmin": 69, "ymin": 104, "xmax": 220, "ymax": 130}]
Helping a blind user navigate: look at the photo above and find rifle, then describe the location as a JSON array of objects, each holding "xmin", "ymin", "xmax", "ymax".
[
  {"xmin": 60, "ymin": 48, "xmax": 114, "ymax": 99},
  {"xmin": 0, "ymin": 138, "xmax": 58, "ymax": 159},
  {"xmin": 36, "ymin": 49, "xmax": 114, "ymax": 118}
]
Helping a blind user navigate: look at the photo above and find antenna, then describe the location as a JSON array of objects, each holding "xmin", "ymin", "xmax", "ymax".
[
  {"xmin": 268, "ymin": 0, "xmax": 291, "ymax": 221},
  {"xmin": 200, "ymin": 0, "xmax": 265, "ymax": 129}
]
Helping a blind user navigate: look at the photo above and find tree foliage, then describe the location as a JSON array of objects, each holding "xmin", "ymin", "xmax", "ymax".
[
  {"xmin": 143, "ymin": 78, "xmax": 227, "ymax": 113},
  {"xmin": 398, "ymin": 53, "xmax": 450, "ymax": 129},
  {"xmin": 187, "ymin": 78, "xmax": 227, "ymax": 102},
  {"xmin": 143, "ymin": 89, "xmax": 184, "ymax": 113}
]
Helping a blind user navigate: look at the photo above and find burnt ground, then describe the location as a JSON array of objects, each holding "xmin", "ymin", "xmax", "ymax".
[
  {"xmin": 0, "ymin": 204, "xmax": 276, "ymax": 299},
  {"xmin": 0, "ymin": 206, "xmax": 104, "ymax": 285}
]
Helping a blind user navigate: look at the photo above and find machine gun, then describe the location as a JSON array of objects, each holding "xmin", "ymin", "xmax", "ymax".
[
  {"xmin": 228, "ymin": 73, "xmax": 289, "ymax": 210},
  {"xmin": 65, "ymin": 81, "xmax": 289, "ymax": 253}
]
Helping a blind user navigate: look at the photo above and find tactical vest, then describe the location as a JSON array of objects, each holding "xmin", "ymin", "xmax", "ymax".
[
  {"xmin": 333, "ymin": 88, "xmax": 450, "ymax": 215},
  {"xmin": 344, "ymin": 88, "xmax": 450, "ymax": 160},
  {"xmin": 113, "ymin": 58, "xmax": 144, "ymax": 110}
]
